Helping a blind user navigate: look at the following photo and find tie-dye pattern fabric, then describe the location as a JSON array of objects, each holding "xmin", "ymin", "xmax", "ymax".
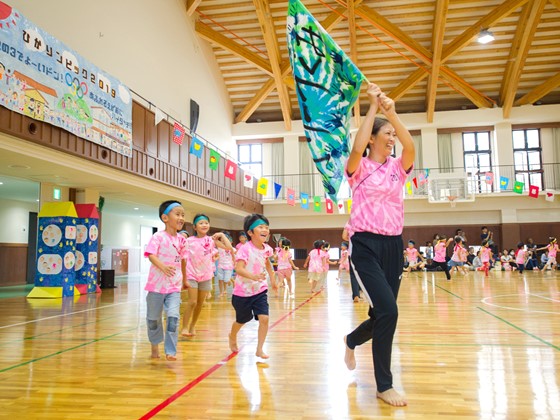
[
  {"xmin": 186, "ymin": 235, "xmax": 216, "ymax": 282},
  {"xmin": 287, "ymin": 0, "xmax": 365, "ymax": 200},
  {"xmin": 144, "ymin": 231, "xmax": 187, "ymax": 294},
  {"xmin": 233, "ymin": 241, "xmax": 273, "ymax": 297}
]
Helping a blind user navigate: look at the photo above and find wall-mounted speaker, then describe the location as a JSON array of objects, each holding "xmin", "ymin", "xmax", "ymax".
[{"xmin": 190, "ymin": 99, "xmax": 199, "ymax": 132}]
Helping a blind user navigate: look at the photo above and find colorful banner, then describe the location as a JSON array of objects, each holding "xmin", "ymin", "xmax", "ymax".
[
  {"xmin": 545, "ymin": 191, "xmax": 555, "ymax": 202},
  {"xmin": 485, "ymin": 171, "xmax": 494, "ymax": 185},
  {"xmin": 313, "ymin": 196, "xmax": 321, "ymax": 212},
  {"xmin": 412, "ymin": 177, "xmax": 418, "ymax": 188},
  {"xmin": 418, "ymin": 172, "xmax": 427, "ymax": 185},
  {"xmin": 287, "ymin": 188, "xmax": 296, "ymax": 206},
  {"xmin": 155, "ymin": 107, "xmax": 166, "ymax": 125},
  {"xmin": 528, "ymin": 185, "xmax": 539, "ymax": 198},
  {"xmin": 347, "ymin": 198, "xmax": 352, "ymax": 213},
  {"xmin": 189, "ymin": 136, "xmax": 204, "ymax": 158},
  {"xmin": 406, "ymin": 181, "xmax": 413, "ymax": 195},
  {"xmin": 499, "ymin": 176, "xmax": 509, "ymax": 190},
  {"xmin": 225, "ymin": 159, "xmax": 237, "ymax": 181},
  {"xmin": 209, "ymin": 149, "xmax": 220, "ymax": 170},
  {"xmin": 257, "ymin": 177, "xmax": 269, "ymax": 195},
  {"xmin": 325, "ymin": 198, "xmax": 334, "ymax": 214},
  {"xmin": 0, "ymin": 3, "xmax": 132, "ymax": 156},
  {"xmin": 243, "ymin": 172, "xmax": 253, "ymax": 188},
  {"xmin": 337, "ymin": 200, "xmax": 345, "ymax": 214},
  {"xmin": 173, "ymin": 122, "xmax": 185, "ymax": 145},
  {"xmin": 513, "ymin": 180, "xmax": 524, "ymax": 194},
  {"xmin": 287, "ymin": 0, "xmax": 365, "ymax": 200},
  {"xmin": 301, "ymin": 193, "xmax": 309, "ymax": 209},
  {"xmin": 274, "ymin": 182, "xmax": 282, "ymax": 199}
]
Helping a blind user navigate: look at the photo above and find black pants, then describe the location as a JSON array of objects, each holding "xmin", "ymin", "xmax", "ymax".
[
  {"xmin": 349, "ymin": 257, "xmax": 361, "ymax": 300},
  {"xmin": 347, "ymin": 232, "xmax": 403, "ymax": 393},
  {"xmin": 433, "ymin": 260, "xmax": 451, "ymax": 280}
]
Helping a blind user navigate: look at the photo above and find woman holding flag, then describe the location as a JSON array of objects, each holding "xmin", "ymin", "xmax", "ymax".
[{"xmin": 343, "ymin": 83, "xmax": 415, "ymax": 407}]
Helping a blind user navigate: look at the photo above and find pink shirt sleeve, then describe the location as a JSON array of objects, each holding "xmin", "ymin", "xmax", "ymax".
[{"xmin": 144, "ymin": 233, "xmax": 161, "ymax": 257}]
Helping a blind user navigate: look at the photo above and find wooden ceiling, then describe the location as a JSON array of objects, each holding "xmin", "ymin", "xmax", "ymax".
[{"xmin": 187, "ymin": 0, "xmax": 560, "ymax": 128}]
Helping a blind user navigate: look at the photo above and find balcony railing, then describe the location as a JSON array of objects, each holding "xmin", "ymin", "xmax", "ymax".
[{"xmin": 261, "ymin": 163, "xmax": 560, "ymax": 201}]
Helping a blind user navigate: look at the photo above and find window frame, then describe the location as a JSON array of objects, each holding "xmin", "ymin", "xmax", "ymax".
[
  {"xmin": 462, "ymin": 131, "xmax": 493, "ymax": 193},
  {"xmin": 512, "ymin": 128, "xmax": 543, "ymax": 190},
  {"xmin": 237, "ymin": 143, "xmax": 263, "ymax": 179}
]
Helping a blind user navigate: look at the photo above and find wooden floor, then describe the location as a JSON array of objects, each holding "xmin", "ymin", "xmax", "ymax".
[{"xmin": 0, "ymin": 269, "xmax": 559, "ymax": 419}]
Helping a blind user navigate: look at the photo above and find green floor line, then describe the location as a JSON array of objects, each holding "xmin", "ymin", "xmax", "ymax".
[
  {"xmin": 0, "ymin": 326, "xmax": 138, "ymax": 373},
  {"xmin": 477, "ymin": 306, "xmax": 560, "ymax": 352},
  {"xmin": 428, "ymin": 279, "xmax": 464, "ymax": 300}
]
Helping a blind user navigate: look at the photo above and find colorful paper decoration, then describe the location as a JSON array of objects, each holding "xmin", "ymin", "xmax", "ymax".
[
  {"xmin": 189, "ymin": 137, "xmax": 204, "ymax": 158},
  {"xmin": 418, "ymin": 172, "xmax": 427, "ymax": 185},
  {"xmin": 155, "ymin": 107, "xmax": 166, "ymax": 125},
  {"xmin": 301, "ymin": 193, "xmax": 309, "ymax": 209},
  {"xmin": 243, "ymin": 172, "xmax": 253, "ymax": 188},
  {"xmin": 347, "ymin": 199, "xmax": 352, "ymax": 213},
  {"xmin": 545, "ymin": 191, "xmax": 555, "ymax": 202},
  {"xmin": 500, "ymin": 176, "xmax": 509, "ymax": 190},
  {"xmin": 528, "ymin": 185, "xmax": 539, "ymax": 198},
  {"xmin": 337, "ymin": 200, "xmax": 346, "ymax": 214},
  {"xmin": 406, "ymin": 181, "xmax": 413, "ymax": 195},
  {"xmin": 225, "ymin": 160, "xmax": 237, "ymax": 180},
  {"xmin": 173, "ymin": 122, "xmax": 185, "ymax": 145},
  {"xmin": 513, "ymin": 180, "xmax": 524, "ymax": 194},
  {"xmin": 325, "ymin": 198, "xmax": 334, "ymax": 214},
  {"xmin": 74, "ymin": 204, "xmax": 100, "ymax": 294},
  {"xmin": 257, "ymin": 178, "xmax": 269, "ymax": 195},
  {"xmin": 209, "ymin": 149, "xmax": 220, "ymax": 170},
  {"xmin": 313, "ymin": 196, "xmax": 322, "ymax": 212},
  {"xmin": 412, "ymin": 177, "xmax": 418, "ymax": 188},
  {"xmin": 274, "ymin": 183, "xmax": 282, "ymax": 199},
  {"xmin": 287, "ymin": 188, "xmax": 296, "ymax": 206},
  {"xmin": 485, "ymin": 171, "xmax": 494, "ymax": 185}
]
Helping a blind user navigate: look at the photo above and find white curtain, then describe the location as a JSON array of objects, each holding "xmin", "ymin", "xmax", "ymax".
[
  {"xmin": 553, "ymin": 128, "xmax": 560, "ymax": 189},
  {"xmin": 437, "ymin": 133, "xmax": 453, "ymax": 173},
  {"xmin": 413, "ymin": 134, "xmax": 423, "ymax": 170},
  {"xmin": 299, "ymin": 141, "xmax": 314, "ymax": 196}
]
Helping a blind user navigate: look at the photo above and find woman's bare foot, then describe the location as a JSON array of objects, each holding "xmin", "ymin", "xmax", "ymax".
[
  {"xmin": 229, "ymin": 333, "xmax": 238, "ymax": 353},
  {"xmin": 255, "ymin": 350, "xmax": 269, "ymax": 359},
  {"xmin": 344, "ymin": 336, "xmax": 356, "ymax": 370},
  {"xmin": 151, "ymin": 344, "xmax": 160, "ymax": 359},
  {"xmin": 376, "ymin": 388, "xmax": 407, "ymax": 406},
  {"xmin": 165, "ymin": 354, "xmax": 177, "ymax": 361}
]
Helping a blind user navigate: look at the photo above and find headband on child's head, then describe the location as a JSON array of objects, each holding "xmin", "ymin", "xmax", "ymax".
[
  {"xmin": 163, "ymin": 202, "xmax": 181, "ymax": 215},
  {"xmin": 193, "ymin": 215, "xmax": 209, "ymax": 225},
  {"xmin": 248, "ymin": 218, "xmax": 267, "ymax": 231}
]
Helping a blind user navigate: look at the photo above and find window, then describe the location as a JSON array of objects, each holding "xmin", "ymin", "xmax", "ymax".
[
  {"xmin": 463, "ymin": 131, "xmax": 492, "ymax": 193},
  {"xmin": 238, "ymin": 143, "xmax": 262, "ymax": 179},
  {"xmin": 512, "ymin": 129, "xmax": 543, "ymax": 190}
]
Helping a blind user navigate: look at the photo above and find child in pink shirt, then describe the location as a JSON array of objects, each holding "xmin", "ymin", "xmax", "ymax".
[
  {"xmin": 478, "ymin": 239, "xmax": 493, "ymax": 277},
  {"xmin": 181, "ymin": 214, "xmax": 233, "ymax": 337},
  {"xmin": 229, "ymin": 214, "xmax": 276, "ymax": 359},
  {"xmin": 144, "ymin": 200, "xmax": 188, "ymax": 361},
  {"xmin": 338, "ymin": 241, "xmax": 350, "ymax": 280},
  {"xmin": 537, "ymin": 237, "xmax": 558, "ymax": 271},
  {"xmin": 515, "ymin": 242, "xmax": 527, "ymax": 274},
  {"xmin": 403, "ymin": 240, "xmax": 426, "ymax": 273},
  {"xmin": 304, "ymin": 240, "xmax": 327, "ymax": 294},
  {"xmin": 433, "ymin": 235, "xmax": 453, "ymax": 280},
  {"xmin": 275, "ymin": 238, "xmax": 299, "ymax": 297},
  {"xmin": 216, "ymin": 231, "xmax": 235, "ymax": 297}
]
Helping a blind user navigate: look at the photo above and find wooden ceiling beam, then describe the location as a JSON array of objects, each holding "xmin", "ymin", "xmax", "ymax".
[
  {"xmin": 515, "ymin": 71, "xmax": 560, "ymax": 106},
  {"xmin": 501, "ymin": 0, "xmax": 547, "ymax": 118},
  {"xmin": 548, "ymin": 0, "xmax": 560, "ymax": 11},
  {"xmin": 186, "ymin": 0, "xmax": 202, "ymax": 16},
  {"xmin": 348, "ymin": 0, "xmax": 361, "ymax": 126},
  {"xmin": 253, "ymin": 0, "xmax": 292, "ymax": 130},
  {"xmin": 426, "ymin": 0, "xmax": 449, "ymax": 123},
  {"xmin": 195, "ymin": 21, "xmax": 273, "ymax": 76},
  {"xmin": 235, "ymin": 78, "xmax": 276, "ymax": 123}
]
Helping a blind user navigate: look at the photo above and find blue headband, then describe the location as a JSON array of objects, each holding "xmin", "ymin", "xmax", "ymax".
[
  {"xmin": 163, "ymin": 202, "xmax": 181, "ymax": 215},
  {"xmin": 193, "ymin": 215, "xmax": 209, "ymax": 225},
  {"xmin": 248, "ymin": 219, "xmax": 267, "ymax": 231}
]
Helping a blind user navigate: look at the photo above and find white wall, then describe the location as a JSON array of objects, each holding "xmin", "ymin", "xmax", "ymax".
[
  {"xmin": 9, "ymin": 0, "xmax": 234, "ymax": 154},
  {"xmin": 0, "ymin": 199, "xmax": 38, "ymax": 243}
]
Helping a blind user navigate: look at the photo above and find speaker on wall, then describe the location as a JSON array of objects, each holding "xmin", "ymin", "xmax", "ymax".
[{"xmin": 190, "ymin": 99, "xmax": 199, "ymax": 132}]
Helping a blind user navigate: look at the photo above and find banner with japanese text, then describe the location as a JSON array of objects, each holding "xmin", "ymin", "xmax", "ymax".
[{"xmin": 0, "ymin": 2, "xmax": 132, "ymax": 156}]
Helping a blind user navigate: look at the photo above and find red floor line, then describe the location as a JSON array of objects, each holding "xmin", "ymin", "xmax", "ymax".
[{"xmin": 139, "ymin": 292, "xmax": 320, "ymax": 419}]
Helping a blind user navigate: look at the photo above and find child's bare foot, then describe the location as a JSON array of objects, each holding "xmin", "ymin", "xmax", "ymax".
[
  {"xmin": 165, "ymin": 354, "xmax": 177, "ymax": 361},
  {"xmin": 180, "ymin": 330, "xmax": 194, "ymax": 337},
  {"xmin": 151, "ymin": 344, "xmax": 160, "ymax": 359},
  {"xmin": 255, "ymin": 350, "xmax": 269, "ymax": 359},
  {"xmin": 344, "ymin": 336, "xmax": 356, "ymax": 370},
  {"xmin": 229, "ymin": 333, "xmax": 238, "ymax": 353},
  {"xmin": 376, "ymin": 388, "xmax": 407, "ymax": 406}
]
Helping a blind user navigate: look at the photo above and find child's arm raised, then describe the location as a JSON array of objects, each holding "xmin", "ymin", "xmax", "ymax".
[{"xmin": 212, "ymin": 232, "xmax": 234, "ymax": 252}]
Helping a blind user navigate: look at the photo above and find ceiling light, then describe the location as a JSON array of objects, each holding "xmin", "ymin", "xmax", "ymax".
[
  {"xmin": 8, "ymin": 164, "xmax": 31, "ymax": 169},
  {"xmin": 134, "ymin": 207, "xmax": 139, "ymax": 210},
  {"xmin": 0, "ymin": 182, "xmax": 3, "ymax": 185},
  {"xmin": 478, "ymin": 29, "xmax": 494, "ymax": 44}
]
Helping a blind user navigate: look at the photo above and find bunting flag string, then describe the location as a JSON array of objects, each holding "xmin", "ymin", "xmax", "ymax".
[
  {"xmin": 300, "ymin": 193, "xmax": 309, "ymax": 209},
  {"xmin": 209, "ymin": 149, "xmax": 220, "ymax": 170},
  {"xmin": 189, "ymin": 137, "xmax": 204, "ymax": 158},
  {"xmin": 287, "ymin": 188, "xmax": 296, "ymax": 206},
  {"xmin": 274, "ymin": 183, "xmax": 282, "ymax": 199},
  {"xmin": 172, "ymin": 122, "xmax": 185, "ymax": 145},
  {"xmin": 313, "ymin": 196, "xmax": 322, "ymax": 212},
  {"xmin": 243, "ymin": 172, "xmax": 253, "ymax": 188},
  {"xmin": 225, "ymin": 160, "xmax": 237, "ymax": 181},
  {"xmin": 257, "ymin": 178, "xmax": 269, "ymax": 195}
]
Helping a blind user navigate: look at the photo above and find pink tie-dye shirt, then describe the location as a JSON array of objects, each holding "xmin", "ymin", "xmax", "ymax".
[
  {"xmin": 434, "ymin": 242, "xmax": 447, "ymax": 263},
  {"xmin": 480, "ymin": 247, "xmax": 492, "ymax": 263},
  {"xmin": 321, "ymin": 250, "xmax": 330, "ymax": 272},
  {"xmin": 233, "ymin": 241, "xmax": 273, "ymax": 297},
  {"xmin": 186, "ymin": 235, "xmax": 216, "ymax": 282},
  {"xmin": 308, "ymin": 249, "xmax": 324, "ymax": 273},
  {"xmin": 144, "ymin": 231, "xmax": 187, "ymax": 294},
  {"xmin": 547, "ymin": 243, "xmax": 558, "ymax": 258},
  {"xmin": 217, "ymin": 248, "xmax": 234, "ymax": 270},
  {"xmin": 515, "ymin": 249, "xmax": 527, "ymax": 265},
  {"xmin": 405, "ymin": 247, "xmax": 418, "ymax": 263},
  {"xmin": 277, "ymin": 248, "xmax": 293, "ymax": 270},
  {"xmin": 346, "ymin": 156, "xmax": 411, "ymax": 236}
]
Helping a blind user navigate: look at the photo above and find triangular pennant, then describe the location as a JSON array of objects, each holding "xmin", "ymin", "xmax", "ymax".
[
  {"xmin": 257, "ymin": 178, "xmax": 269, "ymax": 195},
  {"xmin": 209, "ymin": 149, "xmax": 220, "ymax": 170},
  {"xmin": 325, "ymin": 198, "xmax": 334, "ymax": 214},
  {"xmin": 189, "ymin": 137, "xmax": 204, "ymax": 158},
  {"xmin": 243, "ymin": 172, "xmax": 253, "ymax": 188},
  {"xmin": 172, "ymin": 122, "xmax": 185, "ymax": 145},
  {"xmin": 337, "ymin": 200, "xmax": 346, "ymax": 214},
  {"xmin": 274, "ymin": 183, "xmax": 282, "ymax": 199},
  {"xmin": 513, "ymin": 180, "xmax": 524, "ymax": 194},
  {"xmin": 313, "ymin": 196, "xmax": 322, "ymax": 212},
  {"xmin": 412, "ymin": 177, "xmax": 418, "ymax": 188},
  {"xmin": 301, "ymin": 193, "xmax": 309, "ymax": 209},
  {"xmin": 225, "ymin": 160, "xmax": 237, "ymax": 181},
  {"xmin": 528, "ymin": 185, "xmax": 539, "ymax": 198},
  {"xmin": 287, "ymin": 188, "xmax": 296, "ymax": 206},
  {"xmin": 155, "ymin": 107, "xmax": 166, "ymax": 125}
]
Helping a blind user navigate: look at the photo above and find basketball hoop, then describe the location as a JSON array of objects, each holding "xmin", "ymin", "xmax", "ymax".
[{"xmin": 447, "ymin": 195, "xmax": 458, "ymax": 208}]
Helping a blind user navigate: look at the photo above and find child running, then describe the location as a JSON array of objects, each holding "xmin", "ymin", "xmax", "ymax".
[
  {"xmin": 433, "ymin": 235, "xmax": 453, "ymax": 280},
  {"xmin": 537, "ymin": 237, "xmax": 558, "ymax": 271},
  {"xmin": 275, "ymin": 238, "xmax": 299, "ymax": 297},
  {"xmin": 304, "ymin": 240, "xmax": 326, "ymax": 293},
  {"xmin": 337, "ymin": 241, "xmax": 350, "ymax": 281},
  {"xmin": 515, "ymin": 242, "xmax": 527, "ymax": 274},
  {"xmin": 216, "ymin": 231, "xmax": 235, "ymax": 297},
  {"xmin": 144, "ymin": 200, "xmax": 188, "ymax": 361},
  {"xmin": 229, "ymin": 214, "xmax": 276, "ymax": 359},
  {"xmin": 236, "ymin": 232, "xmax": 248, "ymax": 251},
  {"xmin": 477, "ymin": 239, "xmax": 493, "ymax": 277},
  {"xmin": 182, "ymin": 214, "xmax": 233, "ymax": 337},
  {"xmin": 449, "ymin": 236, "xmax": 468, "ymax": 276}
]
